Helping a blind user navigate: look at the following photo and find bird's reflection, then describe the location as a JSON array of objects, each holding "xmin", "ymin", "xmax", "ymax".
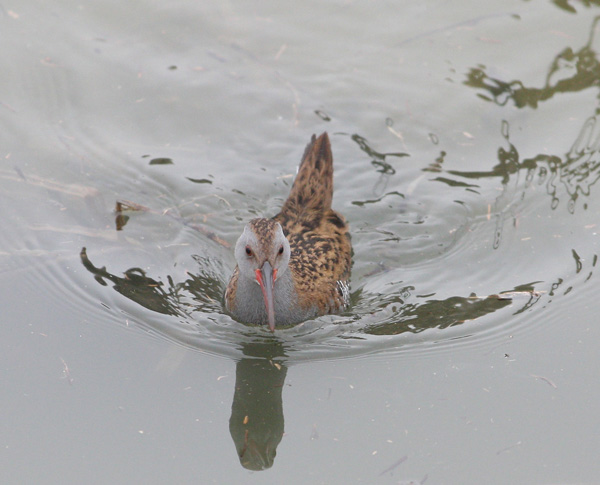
[{"xmin": 229, "ymin": 342, "xmax": 287, "ymax": 470}]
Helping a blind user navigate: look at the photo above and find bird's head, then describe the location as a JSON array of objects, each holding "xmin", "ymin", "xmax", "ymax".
[{"xmin": 234, "ymin": 218, "xmax": 291, "ymax": 331}]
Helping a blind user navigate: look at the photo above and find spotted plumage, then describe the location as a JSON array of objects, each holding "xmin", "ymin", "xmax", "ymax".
[{"xmin": 224, "ymin": 132, "xmax": 352, "ymax": 330}]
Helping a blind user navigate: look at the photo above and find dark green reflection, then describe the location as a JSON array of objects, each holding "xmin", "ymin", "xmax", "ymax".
[
  {"xmin": 229, "ymin": 342, "xmax": 287, "ymax": 470},
  {"xmin": 362, "ymin": 293, "xmax": 513, "ymax": 336},
  {"xmin": 80, "ymin": 247, "xmax": 183, "ymax": 316},
  {"xmin": 441, "ymin": 16, "xmax": 600, "ymax": 214},
  {"xmin": 349, "ymin": 133, "xmax": 409, "ymax": 173},
  {"xmin": 441, "ymin": 115, "xmax": 600, "ymax": 215},
  {"xmin": 79, "ymin": 248, "xmax": 223, "ymax": 316},
  {"xmin": 550, "ymin": 0, "xmax": 600, "ymax": 14},
  {"xmin": 464, "ymin": 16, "xmax": 600, "ymax": 108},
  {"xmin": 348, "ymin": 281, "xmax": 527, "ymax": 336},
  {"xmin": 346, "ymin": 133, "xmax": 410, "ymax": 198}
]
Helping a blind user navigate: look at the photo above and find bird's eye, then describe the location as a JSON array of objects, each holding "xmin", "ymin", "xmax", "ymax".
[
  {"xmin": 245, "ymin": 246, "xmax": 253, "ymax": 256},
  {"xmin": 278, "ymin": 246, "xmax": 284, "ymax": 255}
]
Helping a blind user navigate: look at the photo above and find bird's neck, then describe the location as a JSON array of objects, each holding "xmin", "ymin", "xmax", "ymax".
[{"xmin": 234, "ymin": 268, "xmax": 305, "ymax": 327}]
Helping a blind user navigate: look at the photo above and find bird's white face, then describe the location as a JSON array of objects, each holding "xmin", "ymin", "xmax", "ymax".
[{"xmin": 234, "ymin": 219, "xmax": 291, "ymax": 330}]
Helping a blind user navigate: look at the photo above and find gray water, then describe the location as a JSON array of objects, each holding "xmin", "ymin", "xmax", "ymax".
[{"xmin": 2, "ymin": 1, "xmax": 600, "ymax": 483}]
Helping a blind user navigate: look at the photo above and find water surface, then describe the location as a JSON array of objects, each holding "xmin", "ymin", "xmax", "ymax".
[{"xmin": 2, "ymin": 1, "xmax": 600, "ymax": 482}]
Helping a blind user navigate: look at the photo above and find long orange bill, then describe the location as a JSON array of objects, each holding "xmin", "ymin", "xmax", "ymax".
[{"xmin": 255, "ymin": 262, "xmax": 277, "ymax": 331}]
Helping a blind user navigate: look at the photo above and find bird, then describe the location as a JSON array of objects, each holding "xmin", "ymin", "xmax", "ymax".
[{"xmin": 224, "ymin": 132, "xmax": 352, "ymax": 331}]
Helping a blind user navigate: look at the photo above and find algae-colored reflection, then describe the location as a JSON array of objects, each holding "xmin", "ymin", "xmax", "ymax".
[
  {"xmin": 79, "ymin": 247, "xmax": 223, "ymax": 317},
  {"xmin": 465, "ymin": 16, "xmax": 600, "ymax": 109},
  {"xmin": 440, "ymin": 115, "xmax": 600, "ymax": 219},
  {"xmin": 362, "ymin": 292, "xmax": 513, "ymax": 336},
  {"xmin": 455, "ymin": 16, "xmax": 600, "ymax": 215},
  {"xmin": 549, "ymin": 0, "xmax": 600, "ymax": 15}
]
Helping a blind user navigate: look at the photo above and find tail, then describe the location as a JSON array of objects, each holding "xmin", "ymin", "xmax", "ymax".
[{"xmin": 280, "ymin": 132, "xmax": 333, "ymax": 215}]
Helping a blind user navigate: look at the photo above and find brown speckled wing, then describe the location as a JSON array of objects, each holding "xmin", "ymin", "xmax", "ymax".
[{"xmin": 280, "ymin": 210, "xmax": 351, "ymax": 312}]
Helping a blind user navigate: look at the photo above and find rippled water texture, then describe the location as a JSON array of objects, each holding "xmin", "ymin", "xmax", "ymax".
[
  {"xmin": 2, "ymin": 1, "xmax": 600, "ymax": 482},
  {"xmin": 67, "ymin": 14, "xmax": 600, "ymax": 363}
]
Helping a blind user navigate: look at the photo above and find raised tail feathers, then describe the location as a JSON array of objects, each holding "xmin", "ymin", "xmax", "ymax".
[{"xmin": 280, "ymin": 132, "xmax": 334, "ymax": 215}]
